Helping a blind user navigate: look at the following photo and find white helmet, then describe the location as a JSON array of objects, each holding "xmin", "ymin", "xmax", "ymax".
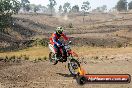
[{"xmin": 56, "ymin": 26, "xmax": 64, "ymax": 34}]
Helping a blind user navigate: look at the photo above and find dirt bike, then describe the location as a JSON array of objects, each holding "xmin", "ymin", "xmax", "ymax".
[{"xmin": 48, "ymin": 41, "xmax": 80, "ymax": 76}]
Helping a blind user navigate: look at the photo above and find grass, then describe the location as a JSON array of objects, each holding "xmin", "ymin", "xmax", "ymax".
[
  {"xmin": 0, "ymin": 46, "xmax": 49, "ymax": 60},
  {"xmin": 72, "ymin": 46, "xmax": 132, "ymax": 58},
  {"xmin": 0, "ymin": 46, "xmax": 132, "ymax": 60}
]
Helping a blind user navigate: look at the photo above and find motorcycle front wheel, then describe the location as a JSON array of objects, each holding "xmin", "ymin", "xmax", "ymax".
[{"xmin": 68, "ymin": 58, "xmax": 80, "ymax": 76}]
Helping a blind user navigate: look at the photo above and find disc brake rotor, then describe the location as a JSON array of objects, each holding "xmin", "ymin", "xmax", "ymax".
[
  {"xmin": 70, "ymin": 62, "xmax": 78, "ymax": 73},
  {"xmin": 71, "ymin": 62, "xmax": 78, "ymax": 69}
]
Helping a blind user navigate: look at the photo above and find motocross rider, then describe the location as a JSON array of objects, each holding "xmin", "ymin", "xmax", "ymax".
[{"xmin": 49, "ymin": 26, "xmax": 69, "ymax": 60}]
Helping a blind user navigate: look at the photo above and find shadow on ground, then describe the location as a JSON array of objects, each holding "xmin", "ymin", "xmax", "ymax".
[{"xmin": 56, "ymin": 73, "xmax": 76, "ymax": 79}]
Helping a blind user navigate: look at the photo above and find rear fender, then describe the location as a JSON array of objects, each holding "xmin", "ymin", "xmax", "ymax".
[{"xmin": 49, "ymin": 44, "xmax": 55, "ymax": 53}]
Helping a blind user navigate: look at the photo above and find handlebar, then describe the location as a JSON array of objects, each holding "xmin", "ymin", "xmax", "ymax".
[
  {"xmin": 68, "ymin": 41, "xmax": 72, "ymax": 44},
  {"xmin": 64, "ymin": 41, "xmax": 72, "ymax": 46},
  {"xmin": 58, "ymin": 41, "xmax": 72, "ymax": 47}
]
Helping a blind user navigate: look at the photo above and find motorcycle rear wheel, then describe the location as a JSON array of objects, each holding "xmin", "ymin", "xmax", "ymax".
[{"xmin": 49, "ymin": 52, "xmax": 58, "ymax": 65}]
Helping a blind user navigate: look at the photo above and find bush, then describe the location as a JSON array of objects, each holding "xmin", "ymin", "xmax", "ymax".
[
  {"xmin": 10, "ymin": 55, "xmax": 16, "ymax": 59},
  {"xmin": 68, "ymin": 23, "xmax": 74, "ymax": 28},
  {"xmin": 4, "ymin": 56, "xmax": 11, "ymax": 62},
  {"xmin": 33, "ymin": 59, "xmax": 38, "ymax": 63},
  {"xmin": 39, "ymin": 39, "xmax": 48, "ymax": 47},
  {"xmin": 0, "ymin": 57, "xmax": 4, "ymax": 61},
  {"xmin": 91, "ymin": 43, "xmax": 95, "ymax": 47},
  {"xmin": 37, "ymin": 57, "xmax": 47, "ymax": 61},
  {"xmin": 116, "ymin": 34, "xmax": 118, "ymax": 36},
  {"xmin": 38, "ymin": 57, "xmax": 42, "ymax": 61},
  {"xmin": 9, "ymin": 55, "xmax": 16, "ymax": 62},
  {"xmin": 43, "ymin": 56, "xmax": 47, "ymax": 61},
  {"xmin": 32, "ymin": 38, "xmax": 48, "ymax": 47},
  {"xmin": 117, "ymin": 43, "xmax": 122, "ymax": 48},
  {"xmin": 23, "ymin": 55, "xmax": 29, "ymax": 60},
  {"xmin": 94, "ymin": 56, "xmax": 99, "ymax": 60}
]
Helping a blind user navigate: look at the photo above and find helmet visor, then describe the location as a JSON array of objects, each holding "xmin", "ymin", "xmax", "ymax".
[{"xmin": 58, "ymin": 30, "xmax": 63, "ymax": 34}]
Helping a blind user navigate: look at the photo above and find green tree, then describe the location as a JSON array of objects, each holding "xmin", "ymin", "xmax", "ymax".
[
  {"xmin": 41, "ymin": 6, "xmax": 48, "ymax": 13},
  {"xmin": 34, "ymin": 5, "xmax": 40, "ymax": 13},
  {"xmin": 21, "ymin": 0, "xmax": 30, "ymax": 12},
  {"xmin": 71, "ymin": 5, "xmax": 79, "ymax": 13},
  {"xmin": 25, "ymin": 4, "xmax": 30, "ymax": 12},
  {"xmin": 101, "ymin": 5, "xmax": 107, "ymax": 12},
  {"xmin": 21, "ymin": 0, "xmax": 29, "ymax": 4},
  {"xmin": 47, "ymin": 0, "xmax": 57, "ymax": 16},
  {"xmin": 63, "ymin": 2, "xmax": 71, "ymax": 13},
  {"xmin": 29, "ymin": 4, "xmax": 35, "ymax": 11},
  {"xmin": 95, "ymin": 5, "xmax": 107, "ymax": 12},
  {"xmin": 0, "ymin": 0, "xmax": 20, "ymax": 32},
  {"xmin": 81, "ymin": 1, "xmax": 90, "ymax": 22},
  {"xmin": 29, "ymin": 4, "xmax": 41, "ymax": 13},
  {"xmin": 96, "ymin": 7, "xmax": 101, "ymax": 12},
  {"xmin": 128, "ymin": 1, "xmax": 132, "ymax": 10},
  {"xmin": 58, "ymin": 5, "xmax": 63, "ymax": 13},
  {"xmin": 116, "ymin": 0, "xmax": 127, "ymax": 11}
]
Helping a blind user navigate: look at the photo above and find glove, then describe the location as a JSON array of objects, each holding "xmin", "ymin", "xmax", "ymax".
[
  {"xmin": 69, "ymin": 41, "xmax": 72, "ymax": 44},
  {"xmin": 57, "ymin": 43, "xmax": 61, "ymax": 47},
  {"xmin": 61, "ymin": 44, "xmax": 64, "ymax": 47}
]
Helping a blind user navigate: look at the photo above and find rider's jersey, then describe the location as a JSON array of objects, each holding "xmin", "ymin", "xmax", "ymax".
[{"xmin": 50, "ymin": 32, "xmax": 68, "ymax": 45}]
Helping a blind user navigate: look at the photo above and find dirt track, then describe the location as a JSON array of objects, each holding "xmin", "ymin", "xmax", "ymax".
[{"xmin": 0, "ymin": 55, "xmax": 132, "ymax": 88}]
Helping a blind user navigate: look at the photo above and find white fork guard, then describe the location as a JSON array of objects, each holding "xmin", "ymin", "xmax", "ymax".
[{"xmin": 49, "ymin": 44, "xmax": 55, "ymax": 53}]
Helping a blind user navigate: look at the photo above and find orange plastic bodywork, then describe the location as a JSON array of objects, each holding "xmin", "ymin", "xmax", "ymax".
[
  {"xmin": 78, "ymin": 67, "xmax": 86, "ymax": 76},
  {"xmin": 69, "ymin": 50, "xmax": 78, "ymax": 57}
]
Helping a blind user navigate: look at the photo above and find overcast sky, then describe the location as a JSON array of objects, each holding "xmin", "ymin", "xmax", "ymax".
[{"xmin": 18, "ymin": 0, "xmax": 132, "ymax": 10}]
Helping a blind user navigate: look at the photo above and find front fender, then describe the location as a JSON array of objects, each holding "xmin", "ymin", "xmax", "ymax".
[{"xmin": 69, "ymin": 50, "xmax": 78, "ymax": 57}]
